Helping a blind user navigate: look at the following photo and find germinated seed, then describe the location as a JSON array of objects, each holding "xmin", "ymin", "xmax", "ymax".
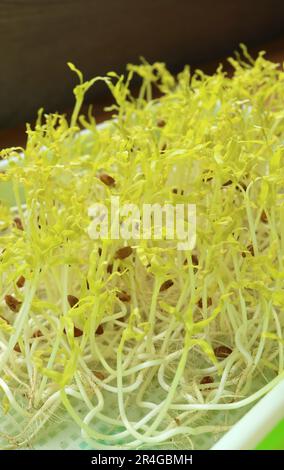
[
  {"xmin": 114, "ymin": 246, "xmax": 133, "ymax": 260},
  {"xmin": 214, "ymin": 345, "xmax": 232, "ymax": 359},
  {"xmin": 67, "ymin": 295, "xmax": 79, "ymax": 308},
  {"xmin": 16, "ymin": 276, "xmax": 25, "ymax": 288},
  {"xmin": 261, "ymin": 210, "xmax": 268, "ymax": 223},
  {"xmin": 13, "ymin": 217, "xmax": 23, "ymax": 231},
  {"xmin": 191, "ymin": 254, "xmax": 199, "ymax": 266},
  {"xmin": 33, "ymin": 330, "xmax": 43, "ymax": 338},
  {"xmin": 99, "ymin": 174, "xmax": 115, "ymax": 187},
  {"xmin": 93, "ymin": 371, "xmax": 105, "ymax": 380},
  {"xmin": 14, "ymin": 343, "xmax": 21, "ymax": 353},
  {"xmin": 107, "ymin": 263, "xmax": 113, "ymax": 274},
  {"xmin": 160, "ymin": 280, "xmax": 174, "ymax": 292},
  {"xmin": 74, "ymin": 326, "xmax": 83, "ymax": 337},
  {"xmin": 242, "ymin": 244, "xmax": 255, "ymax": 258},
  {"xmin": 197, "ymin": 297, "xmax": 212, "ymax": 309},
  {"xmin": 4, "ymin": 295, "xmax": 22, "ymax": 313},
  {"xmin": 117, "ymin": 291, "xmax": 131, "ymax": 302},
  {"xmin": 96, "ymin": 324, "xmax": 104, "ymax": 335},
  {"xmin": 200, "ymin": 375, "xmax": 214, "ymax": 385}
]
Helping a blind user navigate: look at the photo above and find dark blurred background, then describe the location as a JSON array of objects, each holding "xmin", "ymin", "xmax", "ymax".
[{"xmin": 1, "ymin": 0, "xmax": 284, "ymax": 147}]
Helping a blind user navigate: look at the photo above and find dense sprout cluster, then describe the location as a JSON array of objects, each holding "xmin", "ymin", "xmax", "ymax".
[{"xmin": 0, "ymin": 49, "xmax": 284, "ymax": 449}]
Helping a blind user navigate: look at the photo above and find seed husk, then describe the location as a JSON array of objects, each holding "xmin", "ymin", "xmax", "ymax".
[
  {"xmin": 116, "ymin": 314, "xmax": 126, "ymax": 323},
  {"xmin": 99, "ymin": 173, "xmax": 115, "ymax": 187},
  {"xmin": 74, "ymin": 326, "xmax": 83, "ymax": 337},
  {"xmin": 222, "ymin": 179, "xmax": 232, "ymax": 187},
  {"xmin": 202, "ymin": 174, "xmax": 213, "ymax": 183},
  {"xmin": 13, "ymin": 217, "xmax": 24, "ymax": 231},
  {"xmin": 200, "ymin": 375, "xmax": 214, "ymax": 385},
  {"xmin": 96, "ymin": 324, "xmax": 104, "ymax": 335},
  {"xmin": 114, "ymin": 246, "xmax": 133, "ymax": 260},
  {"xmin": 261, "ymin": 210, "xmax": 268, "ymax": 223},
  {"xmin": 67, "ymin": 295, "xmax": 79, "ymax": 308},
  {"xmin": 107, "ymin": 263, "xmax": 113, "ymax": 274},
  {"xmin": 5, "ymin": 295, "xmax": 22, "ymax": 313},
  {"xmin": 242, "ymin": 244, "xmax": 254, "ymax": 257},
  {"xmin": 160, "ymin": 280, "xmax": 174, "ymax": 292},
  {"xmin": 214, "ymin": 345, "xmax": 232, "ymax": 359},
  {"xmin": 191, "ymin": 254, "xmax": 199, "ymax": 266},
  {"xmin": 172, "ymin": 188, "xmax": 184, "ymax": 195},
  {"xmin": 184, "ymin": 254, "xmax": 199, "ymax": 267},
  {"xmin": 236, "ymin": 181, "xmax": 247, "ymax": 192},
  {"xmin": 157, "ymin": 119, "xmax": 166, "ymax": 128},
  {"xmin": 63, "ymin": 326, "xmax": 83, "ymax": 337},
  {"xmin": 16, "ymin": 276, "xmax": 25, "ymax": 288},
  {"xmin": 93, "ymin": 371, "xmax": 105, "ymax": 380},
  {"xmin": 33, "ymin": 330, "xmax": 43, "ymax": 338},
  {"xmin": 247, "ymin": 244, "xmax": 254, "ymax": 256},
  {"xmin": 197, "ymin": 297, "xmax": 212, "ymax": 309},
  {"xmin": 117, "ymin": 291, "xmax": 131, "ymax": 302},
  {"xmin": 14, "ymin": 343, "xmax": 21, "ymax": 353}
]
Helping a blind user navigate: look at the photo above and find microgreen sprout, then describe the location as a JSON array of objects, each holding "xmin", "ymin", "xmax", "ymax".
[{"xmin": 0, "ymin": 47, "xmax": 284, "ymax": 449}]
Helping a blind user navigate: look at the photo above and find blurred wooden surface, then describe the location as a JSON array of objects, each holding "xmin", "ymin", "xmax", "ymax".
[{"xmin": 1, "ymin": 35, "xmax": 284, "ymax": 151}]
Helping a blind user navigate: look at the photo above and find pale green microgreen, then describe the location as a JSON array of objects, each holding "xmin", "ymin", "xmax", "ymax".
[{"xmin": 0, "ymin": 48, "xmax": 284, "ymax": 449}]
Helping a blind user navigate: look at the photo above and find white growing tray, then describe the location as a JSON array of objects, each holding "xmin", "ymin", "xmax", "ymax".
[{"xmin": 211, "ymin": 380, "xmax": 284, "ymax": 449}]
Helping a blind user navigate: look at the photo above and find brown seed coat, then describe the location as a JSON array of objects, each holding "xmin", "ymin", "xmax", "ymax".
[
  {"xmin": 99, "ymin": 174, "xmax": 115, "ymax": 187},
  {"xmin": 214, "ymin": 345, "xmax": 232, "ymax": 359},
  {"xmin": 5, "ymin": 295, "xmax": 22, "ymax": 313},
  {"xmin": 33, "ymin": 330, "xmax": 43, "ymax": 338},
  {"xmin": 96, "ymin": 324, "xmax": 104, "ymax": 335},
  {"xmin": 200, "ymin": 375, "xmax": 214, "ymax": 385},
  {"xmin": 16, "ymin": 276, "xmax": 25, "ymax": 288},
  {"xmin": 74, "ymin": 326, "xmax": 83, "ymax": 337},
  {"xmin": 93, "ymin": 371, "xmax": 105, "ymax": 380},
  {"xmin": 261, "ymin": 210, "xmax": 268, "ymax": 223},
  {"xmin": 157, "ymin": 119, "xmax": 166, "ymax": 128},
  {"xmin": 13, "ymin": 217, "xmax": 24, "ymax": 231},
  {"xmin": 114, "ymin": 246, "xmax": 133, "ymax": 260},
  {"xmin": 67, "ymin": 295, "xmax": 79, "ymax": 308},
  {"xmin": 14, "ymin": 343, "xmax": 21, "ymax": 353},
  {"xmin": 107, "ymin": 263, "xmax": 113, "ymax": 274},
  {"xmin": 117, "ymin": 291, "xmax": 131, "ymax": 302},
  {"xmin": 197, "ymin": 297, "xmax": 212, "ymax": 309},
  {"xmin": 160, "ymin": 279, "xmax": 174, "ymax": 292}
]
